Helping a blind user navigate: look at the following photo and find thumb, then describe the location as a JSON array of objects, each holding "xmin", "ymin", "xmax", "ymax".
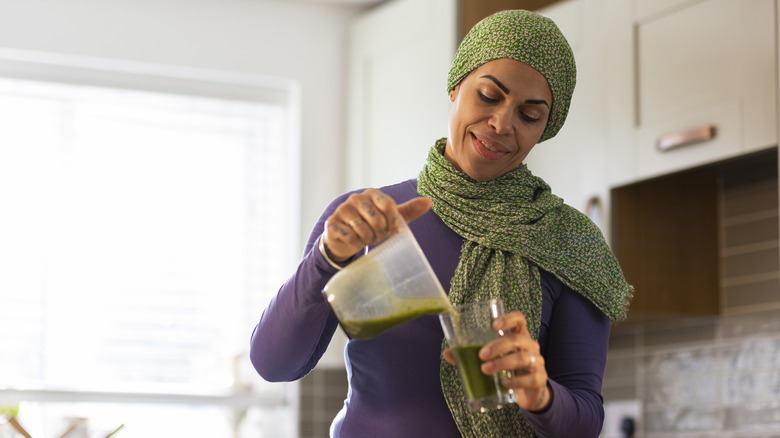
[
  {"xmin": 443, "ymin": 348, "xmax": 456, "ymax": 366},
  {"xmin": 398, "ymin": 197, "xmax": 432, "ymax": 224}
]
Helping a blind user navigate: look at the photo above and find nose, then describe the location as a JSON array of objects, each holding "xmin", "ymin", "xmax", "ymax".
[{"xmin": 488, "ymin": 106, "xmax": 513, "ymax": 135}]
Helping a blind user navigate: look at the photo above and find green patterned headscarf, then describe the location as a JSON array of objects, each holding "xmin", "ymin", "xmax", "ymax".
[
  {"xmin": 447, "ymin": 9, "xmax": 576, "ymax": 143},
  {"xmin": 419, "ymin": 139, "xmax": 632, "ymax": 437}
]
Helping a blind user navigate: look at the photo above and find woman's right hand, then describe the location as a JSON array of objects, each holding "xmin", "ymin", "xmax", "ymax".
[{"xmin": 322, "ymin": 189, "xmax": 432, "ymax": 262}]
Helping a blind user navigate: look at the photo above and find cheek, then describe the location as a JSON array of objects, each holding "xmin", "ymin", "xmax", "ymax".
[
  {"xmin": 448, "ymin": 98, "xmax": 461, "ymax": 126},
  {"xmin": 518, "ymin": 121, "xmax": 546, "ymax": 145},
  {"xmin": 447, "ymin": 105, "xmax": 464, "ymax": 149},
  {"xmin": 447, "ymin": 106, "xmax": 456, "ymax": 138}
]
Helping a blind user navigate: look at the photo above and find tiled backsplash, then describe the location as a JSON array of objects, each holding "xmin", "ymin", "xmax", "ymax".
[
  {"xmin": 603, "ymin": 153, "xmax": 780, "ymax": 437},
  {"xmin": 605, "ymin": 312, "xmax": 780, "ymax": 437},
  {"xmin": 720, "ymin": 153, "xmax": 780, "ymax": 312},
  {"xmin": 298, "ymin": 367, "xmax": 348, "ymax": 438}
]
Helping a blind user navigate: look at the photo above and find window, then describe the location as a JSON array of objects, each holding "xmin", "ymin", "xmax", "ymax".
[{"xmin": 0, "ymin": 53, "xmax": 300, "ymax": 438}]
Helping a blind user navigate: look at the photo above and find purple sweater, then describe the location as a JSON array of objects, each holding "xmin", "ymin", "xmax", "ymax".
[{"xmin": 250, "ymin": 179, "xmax": 610, "ymax": 437}]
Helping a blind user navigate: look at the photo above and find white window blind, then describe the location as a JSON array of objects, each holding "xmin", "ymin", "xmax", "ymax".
[{"xmin": 0, "ymin": 72, "xmax": 299, "ymax": 437}]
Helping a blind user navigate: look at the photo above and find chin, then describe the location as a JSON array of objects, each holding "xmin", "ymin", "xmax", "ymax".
[{"xmin": 464, "ymin": 168, "xmax": 496, "ymax": 182}]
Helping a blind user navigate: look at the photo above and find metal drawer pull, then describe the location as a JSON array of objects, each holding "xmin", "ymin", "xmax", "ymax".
[{"xmin": 656, "ymin": 125, "xmax": 716, "ymax": 152}]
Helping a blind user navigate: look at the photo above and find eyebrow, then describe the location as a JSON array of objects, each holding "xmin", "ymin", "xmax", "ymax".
[
  {"xmin": 480, "ymin": 75, "xmax": 550, "ymax": 108},
  {"xmin": 481, "ymin": 75, "xmax": 511, "ymax": 94},
  {"xmin": 525, "ymin": 99, "xmax": 550, "ymax": 108}
]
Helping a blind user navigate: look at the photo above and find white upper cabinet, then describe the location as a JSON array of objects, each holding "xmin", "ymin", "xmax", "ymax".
[
  {"xmin": 526, "ymin": 0, "xmax": 634, "ymax": 236},
  {"xmin": 346, "ymin": 0, "xmax": 778, "ymax": 196},
  {"xmin": 346, "ymin": 0, "xmax": 456, "ymax": 190},
  {"xmin": 633, "ymin": 0, "xmax": 777, "ymax": 180},
  {"xmin": 523, "ymin": 1, "xmax": 591, "ymax": 210}
]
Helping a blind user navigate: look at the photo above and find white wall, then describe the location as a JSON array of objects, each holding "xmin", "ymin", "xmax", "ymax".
[{"xmin": 0, "ymin": 0, "xmax": 365, "ymax": 247}]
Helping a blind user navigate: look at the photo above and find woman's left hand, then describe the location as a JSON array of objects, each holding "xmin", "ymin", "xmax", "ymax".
[{"xmin": 443, "ymin": 311, "xmax": 551, "ymax": 412}]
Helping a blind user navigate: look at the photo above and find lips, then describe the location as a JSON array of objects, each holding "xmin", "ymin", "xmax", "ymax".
[{"xmin": 471, "ymin": 133, "xmax": 508, "ymax": 161}]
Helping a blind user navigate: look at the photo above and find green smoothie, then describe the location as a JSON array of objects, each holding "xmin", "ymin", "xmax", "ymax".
[
  {"xmin": 452, "ymin": 344, "xmax": 505, "ymax": 401},
  {"xmin": 324, "ymin": 253, "xmax": 453, "ymax": 340},
  {"xmin": 339, "ymin": 297, "xmax": 453, "ymax": 340}
]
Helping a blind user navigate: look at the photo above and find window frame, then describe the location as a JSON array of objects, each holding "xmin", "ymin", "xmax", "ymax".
[{"xmin": 0, "ymin": 48, "xmax": 302, "ymax": 437}]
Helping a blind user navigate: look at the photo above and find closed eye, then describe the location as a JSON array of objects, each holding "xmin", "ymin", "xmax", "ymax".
[
  {"xmin": 521, "ymin": 112, "xmax": 540, "ymax": 123},
  {"xmin": 478, "ymin": 91, "xmax": 499, "ymax": 104}
]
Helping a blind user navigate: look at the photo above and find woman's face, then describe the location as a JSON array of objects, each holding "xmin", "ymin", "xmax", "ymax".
[{"xmin": 445, "ymin": 58, "xmax": 552, "ymax": 181}]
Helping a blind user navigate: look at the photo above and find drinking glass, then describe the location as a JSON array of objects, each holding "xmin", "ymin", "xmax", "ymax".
[{"xmin": 440, "ymin": 298, "xmax": 517, "ymax": 412}]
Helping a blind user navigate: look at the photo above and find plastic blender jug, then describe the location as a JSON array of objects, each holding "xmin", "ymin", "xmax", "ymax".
[{"xmin": 322, "ymin": 218, "xmax": 452, "ymax": 340}]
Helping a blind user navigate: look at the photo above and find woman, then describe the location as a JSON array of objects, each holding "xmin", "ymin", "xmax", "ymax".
[{"xmin": 250, "ymin": 9, "xmax": 632, "ymax": 438}]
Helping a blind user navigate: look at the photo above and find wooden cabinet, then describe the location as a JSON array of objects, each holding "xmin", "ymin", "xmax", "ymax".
[
  {"xmin": 458, "ymin": 0, "xmax": 563, "ymax": 39},
  {"xmin": 611, "ymin": 168, "xmax": 720, "ymax": 320},
  {"xmin": 633, "ymin": 0, "xmax": 777, "ymax": 181},
  {"xmin": 612, "ymin": 148, "xmax": 778, "ymax": 321}
]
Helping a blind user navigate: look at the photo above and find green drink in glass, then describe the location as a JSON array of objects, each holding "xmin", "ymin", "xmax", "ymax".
[{"xmin": 440, "ymin": 298, "xmax": 516, "ymax": 412}]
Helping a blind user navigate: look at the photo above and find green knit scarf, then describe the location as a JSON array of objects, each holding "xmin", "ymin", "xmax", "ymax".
[{"xmin": 417, "ymin": 139, "xmax": 633, "ymax": 437}]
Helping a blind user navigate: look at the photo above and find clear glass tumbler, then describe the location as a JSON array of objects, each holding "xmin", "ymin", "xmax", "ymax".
[{"xmin": 439, "ymin": 298, "xmax": 517, "ymax": 412}]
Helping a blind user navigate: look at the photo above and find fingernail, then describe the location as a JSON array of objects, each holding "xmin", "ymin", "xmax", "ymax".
[{"xmin": 494, "ymin": 319, "xmax": 505, "ymax": 329}]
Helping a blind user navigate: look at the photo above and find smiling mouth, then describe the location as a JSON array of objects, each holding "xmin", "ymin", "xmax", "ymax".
[{"xmin": 471, "ymin": 134, "xmax": 507, "ymax": 161}]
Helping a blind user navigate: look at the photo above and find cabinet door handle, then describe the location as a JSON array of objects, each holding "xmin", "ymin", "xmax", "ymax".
[{"xmin": 656, "ymin": 125, "xmax": 716, "ymax": 152}]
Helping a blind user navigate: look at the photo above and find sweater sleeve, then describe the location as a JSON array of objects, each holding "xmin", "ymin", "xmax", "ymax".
[
  {"xmin": 249, "ymin": 194, "xmax": 353, "ymax": 382},
  {"xmin": 523, "ymin": 280, "xmax": 611, "ymax": 437}
]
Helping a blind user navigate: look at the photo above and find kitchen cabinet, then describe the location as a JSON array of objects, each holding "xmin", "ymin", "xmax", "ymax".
[
  {"xmin": 611, "ymin": 167, "xmax": 721, "ymax": 320},
  {"xmin": 612, "ymin": 0, "xmax": 779, "ymax": 320},
  {"xmin": 612, "ymin": 147, "xmax": 779, "ymax": 321},
  {"xmin": 345, "ymin": 0, "xmax": 456, "ymax": 190},
  {"xmin": 525, "ymin": 0, "xmax": 633, "ymax": 236},
  {"xmin": 633, "ymin": 0, "xmax": 777, "ymax": 181}
]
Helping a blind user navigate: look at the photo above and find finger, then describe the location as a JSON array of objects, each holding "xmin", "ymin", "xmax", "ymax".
[
  {"xmin": 323, "ymin": 194, "xmax": 381, "ymax": 259},
  {"xmin": 493, "ymin": 311, "xmax": 528, "ymax": 336},
  {"xmin": 514, "ymin": 351, "xmax": 538, "ymax": 375},
  {"xmin": 481, "ymin": 346, "xmax": 541, "ymax": 375},
  {"xmin": 336, "ymin": 190, "xmax": 391, "ymax": 244},
  {"xmin": 343, "ymin": 208, "xmax": 379, "ymax": 244},
  {"xmin": 323, "ymin": 192, "xmax": 431, "ymax": 260},
  {"xmin": 495, "ymin": 353, "xmax": 547, "ymax": 404},
  {"xmin": 355, "ymin": 189, "xmax": 402, "ymax": 237},
  {"xmin": 479, "ymin": 326, "xmax": 535, "ymax": 362},
  {"xmin": 323, "ymin": 218, "xmax": 363, "ymax": 261},
  {"xmin": 443, "ymin": 348, "xmax": 455, "ymax": 366},
  {"xmin": 397, "ymin": 197, "xmax": 432, "ymax": 224},
  {"xmin": 485, "ymin": 350, "xmax": 539, "ymax": 375},
  {"xmin": 357, "ymin": 190, "xmax": 390, "ymax": 225},
  {"xmin": 505, "ymin": 374, "xmax": 550, "ymax": 411},
  {"xmin": 504, "ymin": 369, "xmax": 546, "ymax": 388}
]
